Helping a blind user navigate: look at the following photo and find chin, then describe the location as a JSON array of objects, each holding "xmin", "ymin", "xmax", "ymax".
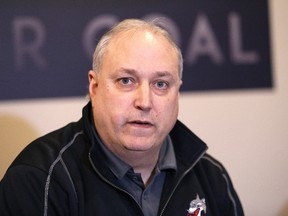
[
  {"xmin": 125, "ymin": 145, "xmax": 154, "ymax": 152},
  {"xmin": 124, "ymin": 141, "xmax": 155, "ymax": 152},
  {"xmin": 121, "ymin": 135, "xmax": 161, "ymax": 152}
]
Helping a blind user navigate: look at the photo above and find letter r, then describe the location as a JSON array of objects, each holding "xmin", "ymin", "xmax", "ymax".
[{"xmin": 13, "ymin": 16, "xmax": 47, "ymax": 70}]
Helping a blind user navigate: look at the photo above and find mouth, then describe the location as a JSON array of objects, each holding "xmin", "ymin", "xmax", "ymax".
[{"xmin": 129, "ymin": 120, "xmax": 153, "ymax": 127}]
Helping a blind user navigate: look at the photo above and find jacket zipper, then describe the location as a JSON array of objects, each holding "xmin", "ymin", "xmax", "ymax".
[
  {"xmin": 88, "ymin": 152, "xmax": 144, "ymax": 216},
  {"xmin": 158, "ymin": 150, "xmax": 207, "ymax": 216}
]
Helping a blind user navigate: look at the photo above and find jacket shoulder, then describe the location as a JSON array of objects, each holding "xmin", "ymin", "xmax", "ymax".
[
  {"xmin": 10, "ymin": 120, "xmax": 85, "ymax": 173},
  {"xmin": 200, "ymin": 154, "xmax": 226, "ymax": 172},
  {"xmin": 196, "ymin": 153, "xmax": 231, "ymax": 184}
]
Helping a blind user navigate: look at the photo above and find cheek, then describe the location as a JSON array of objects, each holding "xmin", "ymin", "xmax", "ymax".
[
  {"xmin": 156, "ymin": 95, "xmax": 179, "ymax": 120},
  {"xmin": 104, "ymin": 96, "xmax": 130, "ymax": 125},
  {"xmin": 164, "ymin": 93, "xmax": 179, "ymax": 111}
]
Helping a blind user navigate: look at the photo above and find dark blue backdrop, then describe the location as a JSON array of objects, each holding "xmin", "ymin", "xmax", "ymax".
[{"xmin": 0, "ymin": 0, "xmax": 272, "ymax": 100}]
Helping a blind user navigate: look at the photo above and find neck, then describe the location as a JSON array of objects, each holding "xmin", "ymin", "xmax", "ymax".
[{"xmin": 120, "ymin": 149, "xmax": 160, "ymax": 185}]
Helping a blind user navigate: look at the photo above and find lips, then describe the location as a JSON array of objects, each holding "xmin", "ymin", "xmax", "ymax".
[{"xmin": 129, "ymin": 120, "xmax": 153, "ymax": 127}]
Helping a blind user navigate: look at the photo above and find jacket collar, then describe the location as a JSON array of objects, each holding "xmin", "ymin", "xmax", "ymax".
[{"xmin": 170, "ymin": 120, "xmax": 208, "ymax": 169}]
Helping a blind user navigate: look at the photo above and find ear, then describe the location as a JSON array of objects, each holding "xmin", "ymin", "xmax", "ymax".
[
  {"xmin": 88, "ymin": 70, "xmax": 98, "ymax": 97},
  {"xmin": 179, "ymin": 79, "xmax": 183, "ymax": 87},
  {"xmin": 178, "ymin": 79, "xmax": 183, "ymax": 92}
]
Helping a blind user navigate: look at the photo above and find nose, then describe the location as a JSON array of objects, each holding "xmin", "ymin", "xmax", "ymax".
[{"xmin": 134, "ymin": 82, "xmax": 152, "ymax": 111}]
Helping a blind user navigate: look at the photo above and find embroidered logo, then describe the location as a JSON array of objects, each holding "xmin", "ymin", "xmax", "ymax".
[{"xmin": 186, "ymin": 194, "xmax": 206, "ymax": 216}]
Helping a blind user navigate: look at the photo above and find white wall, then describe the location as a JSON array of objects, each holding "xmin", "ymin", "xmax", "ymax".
[{"xmin": 0, "ymin": 0, "xmax": 287, "ymax": 215}]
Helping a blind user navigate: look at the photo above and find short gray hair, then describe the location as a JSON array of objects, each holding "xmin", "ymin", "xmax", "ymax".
[{"xmin": 92, "ymin": 18, "xmax": 183, "ymax": 79}]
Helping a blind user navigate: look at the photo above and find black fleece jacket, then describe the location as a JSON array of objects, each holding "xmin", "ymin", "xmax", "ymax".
[{"xmin": 0, "ymin": 102, "xmax": 244, "ymax": 216}]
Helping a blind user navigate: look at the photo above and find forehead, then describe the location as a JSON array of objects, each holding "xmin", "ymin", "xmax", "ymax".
[
  {"xmin": 110, "ymin": 29, "xmax": 176, "ymax": 52},
  {"xmin": 94, "ymin": 27, "xmax": 182, "ymax": 82},
  {"xmin": 104, "ymin": 30, "xmax": 179, "ymax": 69}
]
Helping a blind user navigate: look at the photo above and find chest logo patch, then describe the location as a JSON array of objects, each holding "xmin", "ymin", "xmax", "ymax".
[{"xmin": 186, "ymin": 194, "xmax": 206, "ymax": 216}]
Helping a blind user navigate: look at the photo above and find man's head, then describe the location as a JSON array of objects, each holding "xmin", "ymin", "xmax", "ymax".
[{"xmin": 88, "ymin": 18, "xmax": 183, "ymax": 161}]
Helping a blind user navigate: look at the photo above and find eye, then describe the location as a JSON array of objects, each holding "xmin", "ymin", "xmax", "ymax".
[
  {"xmin": 119, "ymin": 77, "xmax": 133, "ymax": 85},
  {"xmin": 116, "ymin": 77, "xmax": 136, "ymax": 91},
  {"xmin": 154, "ymin": 81, "xmax": 168, "ymax": 90}
]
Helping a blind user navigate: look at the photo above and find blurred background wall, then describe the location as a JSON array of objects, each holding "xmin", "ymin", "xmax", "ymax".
[{"xmin": 0, "ymin": 0, "xmax": 287, "ymax": 215}]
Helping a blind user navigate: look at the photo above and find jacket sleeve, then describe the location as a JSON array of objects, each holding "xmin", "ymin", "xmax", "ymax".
[
  {"xmin": 0, "ymin": 165, "xmax": 71, "ymax": 216},
  {"xmin": 220, "ymin": 164, "xmax": 244, "ymax": 216},
  {"xmin": 201, "ymin": 155, "xmax": 244, "ymax": 216}
]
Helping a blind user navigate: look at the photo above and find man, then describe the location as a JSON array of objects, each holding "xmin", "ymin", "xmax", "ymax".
[{"xmin": 0, "ymin": 19, "xmax": 244, "ymax": 216}]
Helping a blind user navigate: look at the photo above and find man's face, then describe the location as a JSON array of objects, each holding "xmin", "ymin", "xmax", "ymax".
[{"xmin": 89, "ymin": 30, "xmax": 182, "ymax": 157}]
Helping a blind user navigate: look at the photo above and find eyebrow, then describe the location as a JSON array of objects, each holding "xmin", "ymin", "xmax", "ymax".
[
  {"xmin": 117, "ymin": 68, "xmax": 137, "ymax": 76},
  {"xmin": 117, "ymin": 68, "xmax": 174, "ymax": 79}
]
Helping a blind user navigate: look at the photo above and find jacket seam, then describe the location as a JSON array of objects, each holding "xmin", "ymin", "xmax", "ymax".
[
  {"xmin": 43, "ymin": 131, "xmax": 84, "ymax": 216},
  {"xmin": 60, "ymin": 158, "xmax": 78, "ymax": 200}
]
